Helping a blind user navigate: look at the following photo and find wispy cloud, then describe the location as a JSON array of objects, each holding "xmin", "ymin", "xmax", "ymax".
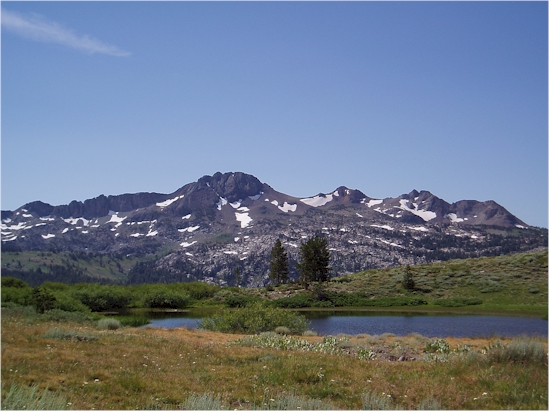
[{"xmin": 1, "ymin": 9, "xmax": 131, "ymax": 57}]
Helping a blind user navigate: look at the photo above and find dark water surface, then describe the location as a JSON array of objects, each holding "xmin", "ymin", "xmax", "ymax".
[{"xmin": 141, "ymin": 310, "xmax": 547, "ymax": 338}]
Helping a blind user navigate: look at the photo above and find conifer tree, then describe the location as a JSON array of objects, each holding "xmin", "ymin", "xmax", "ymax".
[
  {"xmin": 402, "ymin": 264, "xmax": 415, "ymax": 291},
  {"xmin": 296, "ymin": 235, "xmax": 331, "ymax": 290},
  {"xmin": 269, "ymin": 239, "xmax": 289, "ymax": 286}
]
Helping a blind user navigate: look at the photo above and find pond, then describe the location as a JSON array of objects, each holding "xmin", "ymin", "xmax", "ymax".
[{"xmin": 139, "ymin": 309, "xmax": 548, "ymax": 338}]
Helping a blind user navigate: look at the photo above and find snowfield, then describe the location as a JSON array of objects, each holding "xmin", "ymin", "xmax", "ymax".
[
  {"xmin": 235, "ymin": 212, "xmax": 252, "ymax": 228},
  {"xmin": 156, "ymin": 195, "xmax": 184, "ymax": 208},
  {"xmin": 300, "ymin": 194, "xmax": 333, "ymax": 207}
]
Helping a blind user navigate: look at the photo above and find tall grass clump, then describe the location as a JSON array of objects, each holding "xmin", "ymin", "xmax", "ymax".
[
  {"xmin": 97, "ymin": 318, "xmax": 122, "ymax": 330},
  {"xmin": 43, "ymin": 327, "xmax": 98, "ymax": 342},
  {"xmin": 199, "ymin": 302, "xmax": 308, "ymax": 334},
  {"xmin": 259, "ymin": 393, "xmax": 335, "ymax": 410},
  {"xmin": 179, "ymin": 393, "xmax": 222, "ymax": 410},
  {"xmin": 1, "ymin": 384, "xmax": 70, "ymax": 410},
  {"xmin": 362, "ymin": 390, "xmax": 399, "ymax": 410},
  {"xmin": 485, "ymin": 336, "xmax": 548, "ymax": 364}
]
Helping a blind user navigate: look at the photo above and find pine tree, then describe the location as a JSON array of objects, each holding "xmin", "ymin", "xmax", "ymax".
[
  {"xmin": 402, "ymin": 264, "xmax": 415, "ymax": 291},
  {"xmin": 296, "ymin": 235, "xmax": 331, "ymax": 290},
  {"xmin": 269, "ymin": 239, "xmax": 289, "ymax": 286}
]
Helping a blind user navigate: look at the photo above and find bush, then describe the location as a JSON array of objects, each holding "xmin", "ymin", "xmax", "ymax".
[
  {"xmin": 1, "ymin": 277, "xmax": 30, "ymax": 288},
  {"xmin": 143, "ymin": 290, "xmax": 190, "ymax": 309},
  {"xmin": 1, "ymin": 286, "xmax": 33, "ymax": 307},
  {"xmin": 42, "ymin": 309, "xmax": 94, "ymax": 324},
  {"xmin": 271, "ymin": 293, "xmax": 314, "ymax": 308},
  {"xmin": 182, "ymin": 282, "xmax": 220, "ymax": 301},
  {"xmin": 200, "ymin": 302, "xmax": 308, "ymax": 334},
  {"xmin": 116, "ymin": 315, "xmax": 150, "ymax": 327},
  {"xmin": 97, "ymin": 318, "xmax": 122, "ymax": 330},
  {"xmin": 71, "ymin": 284, "xmax": 132, "ymax": 312},
  {"xmin": 425, "ymin": 339, "xmax": 450, "ymax": 354},
  {"xmin": 224, "ymin": 295, "xmax": 260, "ymax": 308}
]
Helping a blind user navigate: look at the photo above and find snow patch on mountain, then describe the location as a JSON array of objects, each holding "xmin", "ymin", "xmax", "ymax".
[
  {"xmin": 371, "ymin": 224, "xmax": 394, "ymax": 231},
  {"xmin": 107, "ymin": 213, "xmax": 127, "ymax": 228},
  {"xmin": 42, "ymin": 234, "xmax": 55, "ymax": 239},
  {"xmin": 217, "ymin": 197, "xmax": 228, "ymax": 210},
  {"xmin": 445, "ymin": 213, "xmax": 467, "ymax": 223},
  {"xmin": 300, "ymin": 194, "xmax": 333, "ymax": 207},
  {"xmin": 398, "ymin": 199, "xmax": 437, "ymax": 222},
  {"xmin": 156, "ymin": 195, "xmax": 184, "ymax": 208},
  {"xmin": 235, "ymin": 212, "xmax": 252, "ymax": 228},
  {"xmin": 278, "ymin": 202, "xmax": 297, "ymax": 213},
  {"xmin": 364, "ymin": 199, "xmax": 383, "ymax": 207},
  {"xmin": 178, "ymin": 226, "xmax": 200, "ymax": 233},
  {"xmin": 63, "ymin": 217, "xmax": 90, "ymax": 226}
]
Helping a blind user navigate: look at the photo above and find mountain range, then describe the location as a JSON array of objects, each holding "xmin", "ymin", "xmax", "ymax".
[{"xmin": 2, "ymin": 172, "xmax": 547, "ymax": 286}]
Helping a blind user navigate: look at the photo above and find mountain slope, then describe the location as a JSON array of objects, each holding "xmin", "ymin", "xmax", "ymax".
[{"xmin": 2, "ymin": 172, "xmax": 546, "ymax": 286}]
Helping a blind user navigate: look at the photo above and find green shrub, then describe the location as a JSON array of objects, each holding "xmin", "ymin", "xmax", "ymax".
[
  {"xmin": 271, "ymin": 293, "xmax": 314, "ymax": 308},
  {"xmin": 274, "ymin": 326, "xmax": 291, "ymax": 335},
  {"xmin": 182, "ymin": 282, "xmax": 220, "ymax": 300},
  {"xmin": 1, "ymin": 277, "xmax": 30, "ymax": 288},
  {"xmin": 42, "ymin": 309, "xmax": 94, "ymax": 324},
  {"xmin": 425, "ymin": 339, "xmax": 450, "ymax": 354},
  {"xmin": 224, "ymin": 295, "xmax": 260, "ymax": 308},
  {"xmin": 71, "ymin": 284, "xmax": 132, "ymax": 312},
  {"xmin": 1, "ymin": 286, "xmax": 33, "ymax": 307},
  {"xmin": 1, "ymin": 384, "xmax": 70, "ymax": 410},
  {"xmin": 51, "ymin": 293, "xmax": 93, "ymax": 314},
  {"xmin": 116, "ymin": 315, "xmax": 150, "ymax": 327},
  {"xmin": 200, "ymin": 303, "xmax": 308, "ymax": 334},
  {"xmin": 143, "ymin": 290, "xmax": 190, "ymax": 309},
  {"xmin": 97, "ymin": 318, "xmax": 122, "ymax": 330}
]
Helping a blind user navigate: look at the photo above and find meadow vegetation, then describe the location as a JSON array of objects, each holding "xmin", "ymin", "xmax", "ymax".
[{"xmin": 1, "ymin": 306, "xmax": 547, "ymax": 410}]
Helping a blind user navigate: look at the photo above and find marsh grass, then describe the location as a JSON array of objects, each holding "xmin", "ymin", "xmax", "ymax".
[{"xmin": 1, "ymin": 383, "xmax": 69, "ymax": 410}]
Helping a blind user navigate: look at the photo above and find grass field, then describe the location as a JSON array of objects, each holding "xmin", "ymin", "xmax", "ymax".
[{"xmin": 1, "ymin": 306, "xmax": 547, "ymax": 410}]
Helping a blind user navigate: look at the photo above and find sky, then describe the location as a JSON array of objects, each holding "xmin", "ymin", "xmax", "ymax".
[{"xmin": 1, "ymin": 2, "xmax": 548, "ymax": 228}]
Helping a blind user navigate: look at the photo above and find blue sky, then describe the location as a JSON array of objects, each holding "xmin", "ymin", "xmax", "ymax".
[{"xmin": 2, "ymin": 2, "xmax": 548, "ymax": 228}]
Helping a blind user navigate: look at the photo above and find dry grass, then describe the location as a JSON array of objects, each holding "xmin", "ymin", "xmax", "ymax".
[{"xmin": 1, "ymin": 308, "xmax": 547, "ymax": 410}]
